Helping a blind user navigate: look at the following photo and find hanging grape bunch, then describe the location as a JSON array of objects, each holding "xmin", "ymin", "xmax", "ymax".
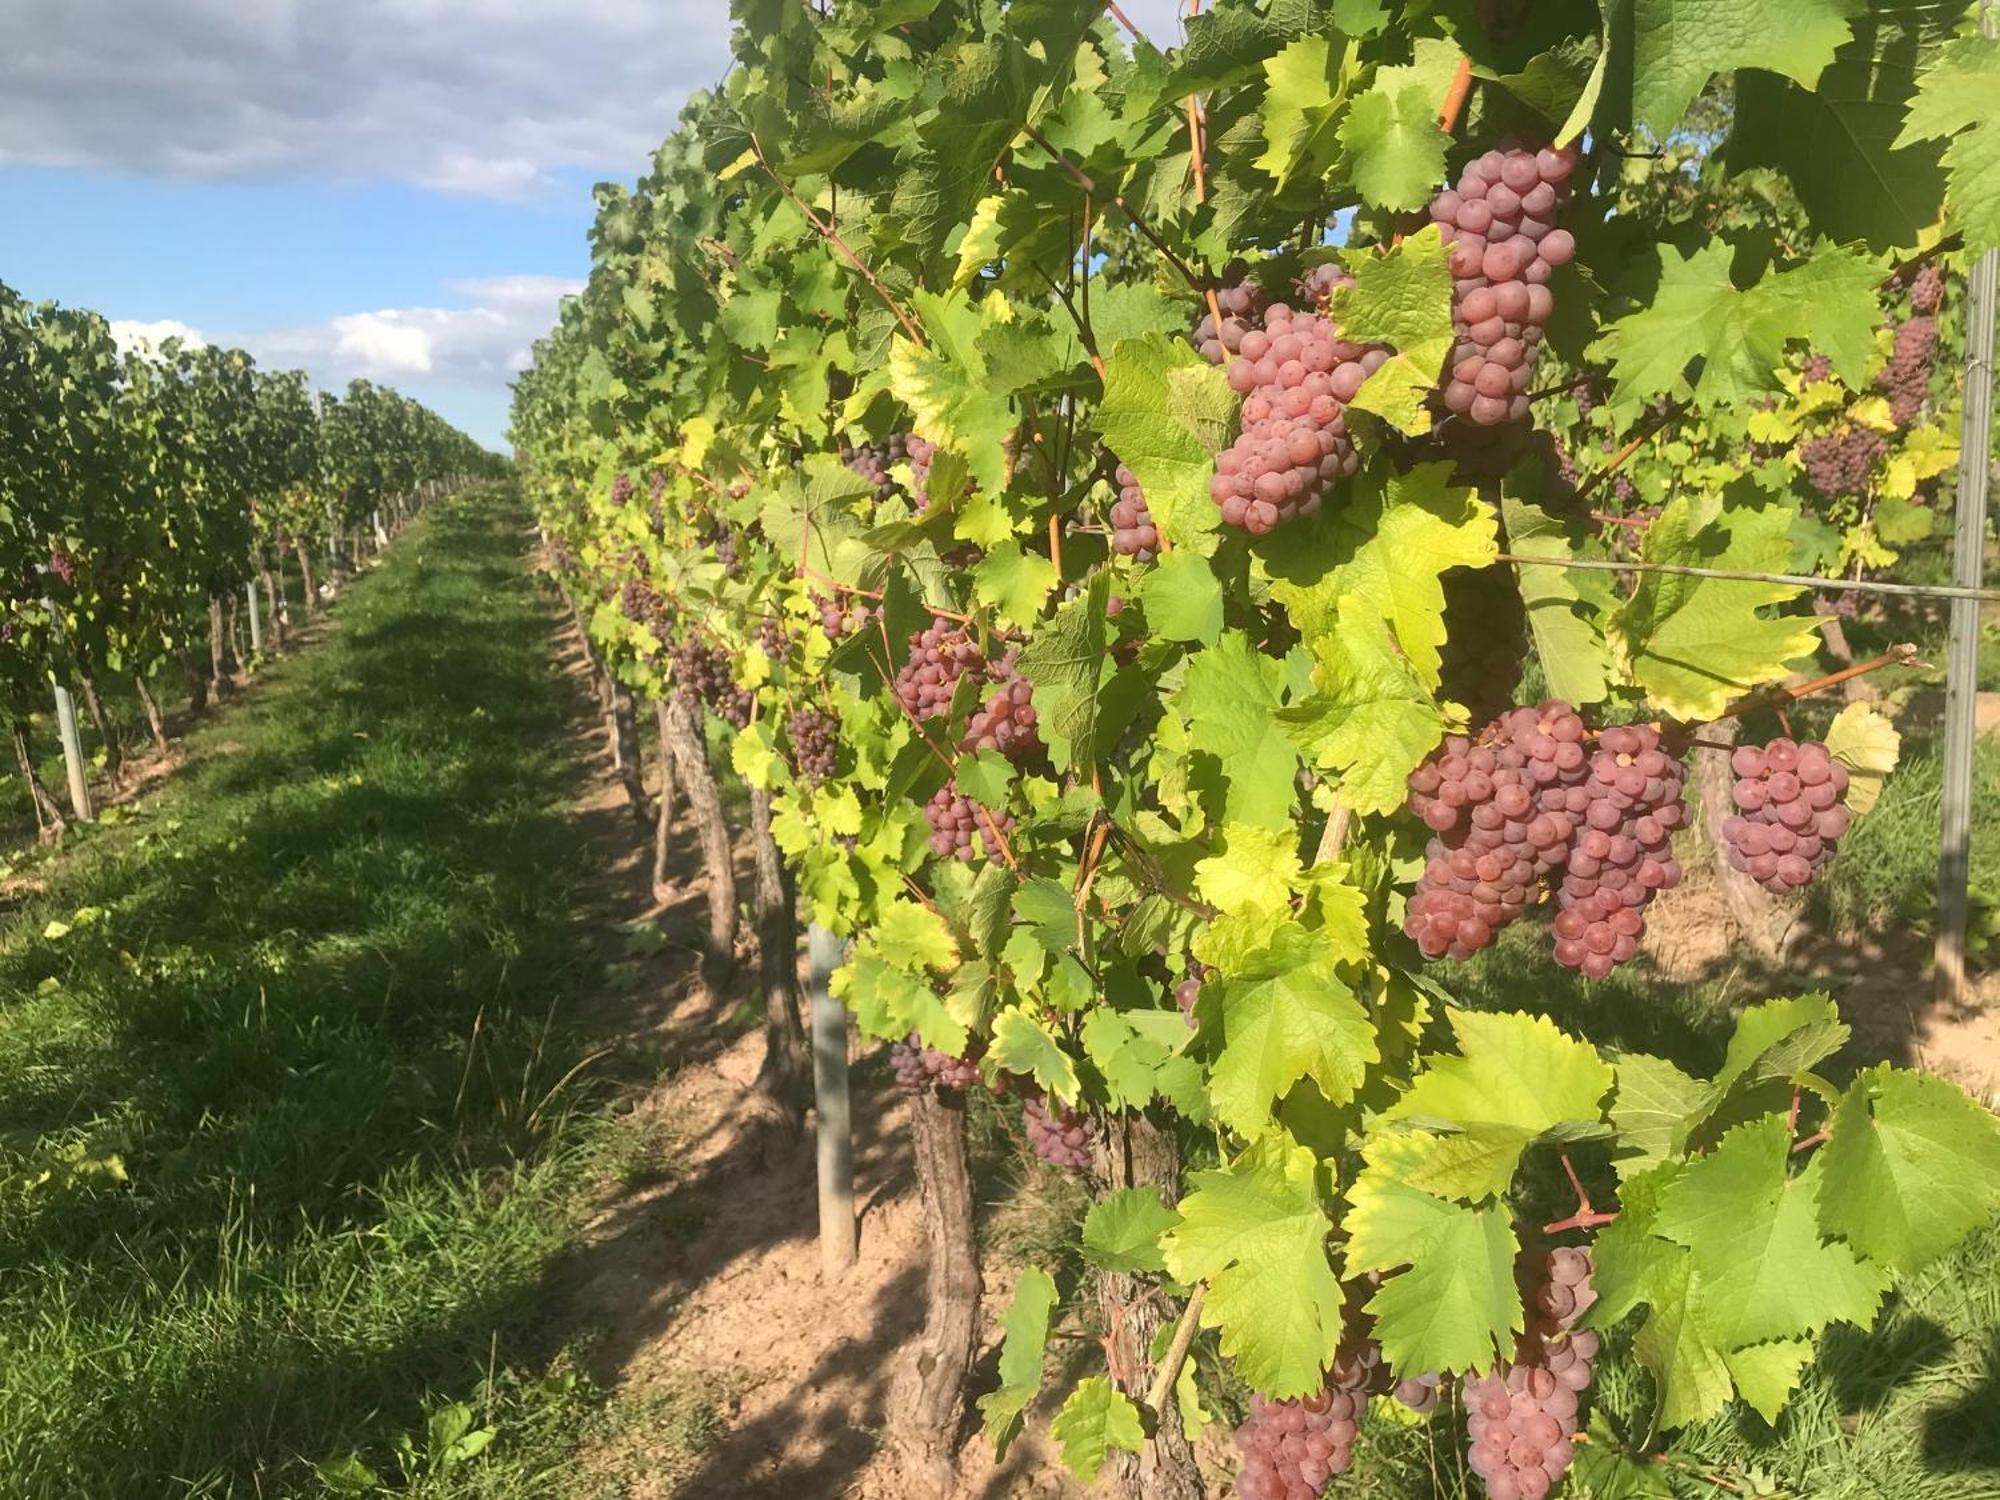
[
  {"xmin": 1800, "ymin": 427, "xmax": 1887, "ymax": 499},
  {"xmin": 1463, "ymin": 1247, "xmax": 1598, "ymax": 1500},
  {"xmin": 961, "ymin": 650, "xmax": 1041, "ymax": 761},
  {"xmin": 1553, "ymin": 723, "xmax": 1686, "ymax": 979},
  {"xmin": 1878, "ymin": 311, "xmax": 1938, "ymax": 427},
  {"xmin": 787, "ymin": 705, "xmax": 838, "ymax": 784},
  {"xmin": 610, "ymin": 471, "xmax": 635, "ymax": 507},
  {"xmin": 907, "ymin": 434, "xmax": 938, "ymax": 511},
  {"xmin": 813, "ymin": 588, "xmax": 873, "ymax": 642},
  {"xmin": 1438, "ymin": 563, "xmax": 1529, "ymax": 726},
  {"xmin": 894, "ymin": 617, "xmax": 984, "ymax": 720},
  {"xmin": 757, "ymin": 614, "xmax": 786, "ymax": 661},
  {"xmin": 1109, "ymin": 463, "xmax": 1160, "ymax": 560},
  {"xmin": 889, "ymin": 1034, "xmax": 983, "ymax": 1094},
  {"xmin": 48, "ymin": 545, "xmax": 76, "ymax": 586},
  {"xmin": 1021, "ymin": 1089, "xmax": 1091, "ymax": 1169},
  {"xmin": 1433, "ymin": 145, "xmax": 1579, "ymax": 426},
  {"xmin": 670, "ymin": 635, "xmax": 754, "ymax": 728},
  {"xmin": 842, "ymin": 432, "xmax": 909, "ymax": 499},
  {"xmin": 1910, "ymin": 261, "xmax": 1945, "ymax": 314},
  {"xmin": 1174, "ymin": 958, "xmax": 1208, "ymax": 1024},
  {"xmin": 1722, "ymin": 737, "xmax": 1851, "ymax": 894},
  {"xmin": 923, "ymin": 780, "xmax": 1014, "ymax": 861},
  {"xmin": 619, "ymin": 579, "xmax": 660, "ymax": 623},
  {"xmin": 1231, "ymin": 1346, "xmax": 1375, "ymax": 1499},
  {"xmin": 1191, "ymin": 262, "xmax": 1271, "ymax": 365}
]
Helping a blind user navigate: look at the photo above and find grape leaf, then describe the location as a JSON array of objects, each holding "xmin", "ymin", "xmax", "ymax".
[
  {"xmin": 1210, "ymin": 925, "xmax": 1378, "ymax": 1135},
  {"xmin": 833, "ymin": 953, "xmax": 961, "ymax": 1049},
  {"xmin": 973, "ymin": 540, "xmax": 1059, "ymax": 628},
  {"xmin": 1334, "ymin": 230, "xmax": 1456, "ymax": 434},
  {"xmin": 1824, "ymin": 700, "xmax": 1900, "ymax": 816},
  {"xmin": 991, "ymin": 1005, "xmax": 1083, "ymax": 1100},
  {"xmin": 1621, "ymin": 0, "xmax": 1865, "ymax": 136},
  {"xmin": 1382, "ymin": 1009, "xmax": 1615, "ymax": 1199},
  {"xmin": 889, "ymin": 288, "xmax": 1018, "ymax": 495},
  {"xmin": 1652, "ymin": 1117, "xmax": 1888, "ymax": 1347},
  {"xmin": 1018, "ymin": 572, "xmax": 1111, "ymax": 772},
  {"xmin": 1499, "ymin": 495, "xmax": 1615, "ymax": 707},
  {"xmin": 1095, "ymin": 335, "xmax": 1234, "ymax": 558},
  {"xmin": 1277, "ymin": 601, "xmax": 1446, "ymax": 815},
  {"xmin": 1723, "ymin": 1339, "xmax": 1815, "ymax": 1425},
  {"xmin": 1894, "ymin": 34, "xmax": 2000, "ymax": 253},
  {"xmin": 1608, "ymin": 1051, "xmax": 1718, "ymax": 1181},
  {"xmin": 1629, "ymin": 1248, "xmax": 1737, "ymax": 1428},
  {"xmin": 1819, "ymin": 1064, "xmax": 2000, "ymax": 1271},
  {"xmin": 1161, "ymin": 1133, "xmax": 1346, "ymax": 1398},
  {"xmin": 1176, "ymin": 631, "xmax": 1302, "ymax": 831},
  {"xmin": 979, "ymin": 1266, "xmax": 1059, "ymax": 1454},
  {"xmin": 1194, "ymin": 822, "xmax": 1303, "ymax": 916},
  {"xmin": 1083, "ymin": 1187, "xmax": 1181, "ymax": 1273},
  {"xmin": 877, "ymin": 898, "xmax": 960, "ymax": 972},
  {"xmin": 1339, "ymin": 43, "xmax": 1457, "ymax": 210},
  {"xmin": 1714, "ymin": 992, "xmax": 1848, "ymax": 1095},
  {"xmin": 1257, "ymin": 36, "xmax": 1351, "ymax": 191},
  {"xmin": 1139, "ymin": 548, "xmax": 1224, "ymax": 644},
  {"xmin": 1050, "ymin": 1376, "xmax": 1144, "ymax": 1481}
]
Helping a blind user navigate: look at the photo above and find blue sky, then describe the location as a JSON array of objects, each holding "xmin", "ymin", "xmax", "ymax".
[{"xmin": 0, "ymin": 0, "xmax": 1191, "ymax": 451}]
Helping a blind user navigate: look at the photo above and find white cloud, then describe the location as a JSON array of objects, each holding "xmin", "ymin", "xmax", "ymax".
[
  {"xmin": 0, "ymin": 1, "xmax": 731, "ymax": 198},
  {"xmin": 110, "ymin": 319, "xmax": 209, "ymax": 356}
]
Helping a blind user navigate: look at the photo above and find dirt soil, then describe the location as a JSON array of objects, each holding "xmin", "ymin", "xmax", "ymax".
[{"xmin": 543, "ymin": 587, "xmax": 1083, "ymax": 1500}]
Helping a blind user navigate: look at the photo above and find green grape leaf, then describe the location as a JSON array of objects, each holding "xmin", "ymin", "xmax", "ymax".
[
  {"xmin": 979, "ymin": 1267, "xmax": 1060, "ymax": 1455},
  {"xmin": 1652, "ymin": 1117, "xmax": 1888, "ymax": 1347},
  {"xmin": 1608, "ymin": 1051, "xmax": 1718, "ymax": 1181},
  {"xmin": 1095, "ymin": 335, "xmax": 1235, "ymax": 558},
  {"xmin": 1195, "ymin": 822, "xmax": 1303, "ymax": 917},
  {"xmin": 1257, "ymin": 36, "xmax": 1350, "ymax": 191},
  {"xmin": 1176, "ymin": 630, "xmax": 1302, "ymax": 831},
  {"xmin": 1895, "ymin": 35, "xmax": 2000, "ymax": 253},
  {"xmin": 1210, "ymin": 925, "xmax": 1377, "ymax": 1136},
  {"xmin": 1277, "ymin": 602, "xmax": 1445, "ymax": 816},
  {"xmin": 1050, "ymin": 1377, "xmax": 1144, "ymax": 1481},
  {"xmin": 956, "ymin": 749, "xmax": 1016, "ymax": 810},
  {"xmin": 1161, "ymin": 1134, "xmax": 1345, "ymax": 1398},
  {"xmin": 1824, "ymin": 700, "xmax": 1900, "ymax": 816},
  {"xmin": 1383, "ymin": 1009, "xmax": 1615, "ymax": 1199},
  {"xmin": 1339, "ymin": 70, "xmax": 1453, "ymax": 211},
  {"xmin": 973, "ymin": 539, "xmax": 1060, "ymax": 628},
  {"xmin": 1629, "ymin": 1248, "xmax": 1737, "ymax": 1429},
  {"xmin": 1019, "ymin": 573, "xmax": 1111, "ymax": 773},
  {"xmin": 1622, "ymin": 0, "xmax": 1865, "ymax": 136},
  {"xmin": 1335, "ymin": 229, "xmax": 1457, "ymax": 434},
  {"xmin": 1723, "ymin": 1339, "xmax": 1815, "ymax": 1425},
  {"xmin": 877, "ymin": 898, "xmax": 960, "ymax": 972},
  {"xmin": 833, "ymin": 954, "xmax": 960, "ymax": 1049},
  {"xmin": 889, "ymin": 288, "xmax": 1017, "ymax": 494},
  {"xmin": 1499, "ymin": 496, "xmax": 1615, "ymax": 707},
  {"xmin": 1140, "ymin": 548, "xmax": 1224, "ymax": 645},
  {"xmin": 1819, "ymin": 1064, "xmax": 2000, "ymax": 1271},
  {"xmin": 1714, "ymin": 992, "xmax": 1848, "ymax": 1095},
  {"xmin": 991, "ymin": 1005, "xmax": 1082, "ymax": 1101},
  {"xmin": 1083, "ymin": 1187, "xmax": 1182, "ymax": 1273}
]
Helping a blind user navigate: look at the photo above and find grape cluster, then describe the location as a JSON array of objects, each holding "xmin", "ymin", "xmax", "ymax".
[
  {"xmin": 1463, "ymin": 1248, "xmax": 1598, "ymax": 1500},
  {"xmin": 1022, "ymin": 1089, "xmax": 1091, "ymax": 1170},
  {"xmin": 1552, "ymin": 724, "xmax": 1686, "ymax": 979},
  {"xmin": 1721, "ymin": 737, "xmax": 1851, "ymax": 894},
  {"xmin": 889, "ymin": 1034, "xmax": 983, "ymax": 1094},
  {"xmin": 1174, "ymin": 959, "xmax": 1208, "ymax": 1025},
  {"xmin": 787, "ymin": 705, "xmax": 839, "ymax": 784},
  {"xmin": 1232, "ymin": 1351, "xmax": 1375, "ymax": 1500},
  {"xmin": 813, "ymin": 589, "xmax": 873, "ymax": 642},
  {"xmin": 648, "ymin": 469, "xmax": 668, "ymax": 504},
  {"xmin": 1192, "ymin": 266, "xmax": 1271, "ymax": 365},
  {"xmin": 48, "ymin": 545, "xmax": 76, "ymax": 586},
  {"xmin": 1801, "ymin": 353, "xmax": 1834, "ymax": 385},
  {"xmin": 670, "ymin": 636, "xmax": 754, "ymax": 728},
  {"xmin": 923, "ymin": 780, "xmax": 1013, "ymax": 861},
  {"xmin": 619, "ymin": 579, "xmax": 660, "ymax": 623},
  {"xmin": 649, "ymin": 498, "xmax": 667, "ymax": 539},
  {"xmin": 757, "ymin": 614, "xmax": 787, "ymax": 661},
  {"xmin": 1801, "ymin": 427, "xmax": 1887, "ymax": 499},
  {"xmin": 1209, "ymin": 299, "xmax": 1378, "ymax": 534},
  {"xmin": 1878, "ymin": 315, "xmax": 1938, "ymax": 427},
  {"xmin": 1911, "ymin": 262, "xmax": 1945, "ymax": 314},
  {"xmin": 1110, "ymin": 463, "xmax": 1161, "ymax": 559},
  {"xmin": 894, "ymin": 617, "xmax": 984, "ymax": 720},
  {"xmin": 841, "ymin": 433, "xmax": 909, "ymax": 499},
  {"xmin": 610, "ymin": 471, "xmax": 635, "ymax": 507},
  {"xmin": 1433, "ymin": 146, "xmax": 1579, "ymax": 427},
  {"xmin": 962, "ymin": 651, "xmax": 1041, "ymax": 761},
  {"xmin": 907, "ymin": 434, "xmax": 938, "ymax": 510},
  {"xmin": 1438, "ymin": 564, "xmax": 1528, "ymax": 726},
  {"xmin": 1392, "ymin": 1371, "xmax": 1441, "ymax": 1417}
]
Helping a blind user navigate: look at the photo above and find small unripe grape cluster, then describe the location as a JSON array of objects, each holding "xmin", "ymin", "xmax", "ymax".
[
  {"xmin": 1433, "ymin": 145, "xmax": 1579, "ymax": 427},
  {"xmin": 1109, "ymin": 463, "xmax": 1161, "ymax": 559},
  {"xmin": 610, "ymin": 471, "xmax": 635, "ymax": 507},
  {"xmin": 1722, "ymin": 737, "xmax": 1851, "ymax": 894},
  {"xmin": 1192, "ymin": 266, "xmax": 1271, "ymax": 365},
  {"xmin": 1878, "ymin": 315, "xmax": 1938, "ymax": 427},
  {"xmin": 1801, "ymin": 427, "xmax": 1887, "ymax": 499},
  {"xmin": 962, "ymin": 651, "xmax": 1041, "ymax": 761},
  {"xmin": 894, "ymin": 617, "xmax": 984, "ymax": 720},
  {"xmin": 1463, "ymin": 1248, "xmax": 1597, "ymax": 1500},
  {"xmin": 1022, "ymin": 1089, "xmax": 1092, "ymax": 1169},
  {"xmin": 813, "ymin": 589, "xmax": 873, "ymax": 642},
  {"xmin": 889, "ymin": 1033, "xmax": 983, "ymax": 1094},
  {"xmin": 787, "ymin": 705, "xmax": 838, "ymax": 784},
  {"xmin": 1209, "ymin": 299, "xmax": 1379, "ymax": 535},
  {"xmin": 757, "ymin": 614, "xmax": 787, "ymax": 661},
  {"xmin": 923, "ymin": 780, "xmax": 1014, "ymax": 861},
  {"xmin": 1174, "ymin": 958, "xmax": 1208, "ymax": 1025},
  {"xmin": 841, "ymin": 432, "xmax": 909, "ymax": 499}
]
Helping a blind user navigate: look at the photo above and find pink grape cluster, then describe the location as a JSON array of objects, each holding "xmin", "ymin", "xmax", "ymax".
[
  {"xmin": 1722, "ymin": 737, "xmax": 1851, "ymax": 894},
  {"xmin": 1174, "ymin": 959, "xmax": 1208, "ymax": 1024},
  {"xmin": 1464, "ymin": 1248, "xmax": 1598, "ymax": 1500},
  {"xmin": 1802, "ymin": 352, "xmax": 1834, "ymax": 385},
  {"xmin": 1192, "ymin": 267, "xmax": 1271, "ymax": 365},
  {"xmin": 841, "ymin": 432, "xmax": 909, "ymax": 498},
  {"xmin": 619, "ymin": 579, "xmax": 661, "ymax": 623},
  {"xmin": 1022, "ymin": 1089, "xmax": 1091, "ymax": 1169},
  {"xmin": 1433, "ymin": 146, "xmax": 1579, "ymax": 426},
  {"xmin": 923, "ymin": 780, "xmax": 1013, "ymax": 861},
  {"xmin": 756, "ymin": 614, "xmax": 787, "ymax": 661},
  {"xmin": 1109, "ymin": 463, "xmax": 1160, "ymax": 559},
  {"xmin": 889, "ymin": 1034, "xmax": 983, "ymax": 1094},
  {"xmin": 1231, "ymin": 1346, "xmax": 1376, "ymax": 1500},
  {"xmin": 962, "ymin": 651, "xmax": 1042, "ymax": 762},
  {"xmin": 670, "ymin": 635, "xmax": 753, "ymax": 728},
  {"xmin": 1911, "ymin": 262, "xmax": 1945, "ymax": 314},
  {"xmin": 907, "ymin": 434, "xmax": 938, "ymax": 509},
  {"xmin": 1878, "ymin": 315, "xmax": 1938, "ymax": 426},
  {"xmin": 1209, "ymin": 298, "xmax": 1378, "ymax": 535},
  {"xmin": 1801, "ymin": 427, "xmax": 1887, "ymax": 499},
  {"xmin": 610, "ymin": 471, "xmax": 635, "ymax": 507},
  {"xmin": 894, "ymin": 617, "xmax": 985, "ymax": 720},
  {"xmin": 48, "ymin": 545, "xmax": 76, "ymax": 586},
  {"xmin": 787, "ymin": 705, "xmax": 838, "ymax": 784},
  {"xmin": 1551, "ymin": 723, "xmax": 1687, "ymax": 980},
  {"xmin": 813, "ymin": 589, "xmax": 872, "ymax": 642}
]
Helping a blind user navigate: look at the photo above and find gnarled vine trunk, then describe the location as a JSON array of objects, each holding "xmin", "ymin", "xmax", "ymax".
[
  {"xmin": 1696, "ymin": 718, "xmax": 1792, "ymax": 961},
  {"xmin": 77, "ymin": 674, "xmax": 123, "ymax": 786},
  {"xmin": 891, "ymin": 1087, "xmax": 981, "ymax": 1492},
  {"xmin": 651, "ymin": 698, "xmax": 679, "ymax": 905},
  {"xmin": 749, "ymin": 786, "xmax": 808, "ymax": 1129},
  {"xmin": 1098, "ymin": 1114, "xmax": 1204, "ymax": 1500},
  {"xmin": 609, "ymin": 681, "xmax": 652, "ymax": 830},
  {"xmin": 294, "ymin": 543, "xmax": 320, "ymax": 618},
  {"xmin": 661, "ymin": 693, "xmax": 736, "ymax": 979},
  {"xmin": 179, "ymin": 649, "xmax": 209, "ymax": 716},
  {"xmin": 208, "ymin": 594, "xmax": 234, "ymax": 701},
  {"xmin": 134, "ymin": 674, "xmax": 169, "ymax": 754},
  {"xmin": 261, "ymin": 562, "xmax": 286, "ymax": 647},
  {"xmin": 11, "ymin": 719, "xmax": 67, "ymax": 843}
]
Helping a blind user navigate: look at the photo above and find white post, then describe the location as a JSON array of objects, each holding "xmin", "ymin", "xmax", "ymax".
[
  {"xmin": 809, "ymin": 924, "xmax": 856, "ymax": 1277},
  {"xmin": 53, "ymin": 683, "xmax": 94, "ymax": 822},
  {"xmin": 246, "ymin": 578, "xmax": 264, "ymax": 655}
]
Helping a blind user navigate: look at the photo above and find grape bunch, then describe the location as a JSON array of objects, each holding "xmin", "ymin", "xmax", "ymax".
[
  {"xmin": 1721, "ymin": 737, "xmax": 1851, "ymax": 894},
  {"xmin": 907, "ymin": 434, "xmax": 938, "ymax": 510},
  {"xmin": 1022, "ymin": 1089, "xmax": 1091, "ymax": 1170},
  {"xmin": 923, "ymin": 780, "xmax": 1014, "ymax": 861},
  {"xmin": 1192, "ymin": 264, "xmax": 1271, "ymax": 365},
  {"xmin": 648, "ymin": 469, "xmax": 668, "ymax": 504},
  {"xmin": 889, "ymin": 1034, "xmax": 983, "ymax": 1094},
  {"xmin": 1911, "ymin": 261, "xmax": 1945, "ymax": 314},
  {"xmin": 619, "ymin": 579, "xmax": 660, "ymax": 623},
  {"xmin": 48, "ymin": 545, "xmax": 76, "ymax": 586},
  {"xmin": 1801, "ymin": 427, "xmax": 1887, "ymax": 499},
  {"xmin": 787, "ymin": 705, "xmax": 838, "ymax": 784},
  {"xmin": 670, "ymin": 636, "xmax": 754, "ymax": 728},
  {"xmin": 962, "ymin": 651, "xmax": 1041, "ymax": 761},
  {"xmin": 894, "ymin": 617, "xmax": 984, "ymax": 720},
  {"xmin": 841, "ymin": 432, "xmax": 909, "ymax": 498},
  {"xmin": 1209, "ymin": 299, "xmax": 1378, "ymax": 534},
  {"xmin": 757, "ymin": 614, "xmax": 787, "ymax": 661},
  {"xmin": 1877, "ymin": 315, "xmax": 1938, "ymax": 427},
  {"xmin": 610, "ymin": 471, "xmax": 635, "ymax": 507},
  {"xmin": 1802, "ymin": 352, "xmax": 1834, "ymax": 385},
  {"xmin": 813, "ymin": 589, "xmax": 873, "ymax": 642},
  {"xmin": 1392, "ymin": 1371, "xmax": 1441, "ymax": 1417},
  {"xmin": 701, "ymin": 520, "xmax": 743, "ymax": 578},
  {"xmin": 1231, "ymin": 1356, "xmax": 1374, "ymax": 1499},
  {"xmin": 649, "ymin": 498, "xmax": 667, "ymax": 538},
  {"xmin": 1551, "ymin": 724, "xmax": 1686, "ymax": 979},
  {"xmin": 1438, "ymin": 564, "xmax": 1529, "ymax": 726},
  {"xmin": 1463, "ymin": 1248, "xmax": 1598, "ymax": 1500},
  {"xmin": 1433, "ymin": 145, "xmax": 1579, "ymax": 427},
  {"xmin": 1174, "ymin": 959, "xmax": 1208, "ymax": 1024},
  {"xmin": 1109, "ymin": 463, "xmax": 1161, "ymax": 560}
]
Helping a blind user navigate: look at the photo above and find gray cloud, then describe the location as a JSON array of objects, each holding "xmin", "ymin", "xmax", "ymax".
[{"xmin": 0, "ymin": 0, "xmax": 732, "ymax": 197}]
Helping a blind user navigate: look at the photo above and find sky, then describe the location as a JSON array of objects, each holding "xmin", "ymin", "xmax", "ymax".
[{"xmin": 0, "ymin": 0, "xmax": 1191, "ymax": 452}]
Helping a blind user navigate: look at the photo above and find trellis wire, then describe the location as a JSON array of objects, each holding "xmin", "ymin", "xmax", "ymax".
[{"xmin": 1496, "ymin": 552, "xmax": 2000, "ymax": 604}]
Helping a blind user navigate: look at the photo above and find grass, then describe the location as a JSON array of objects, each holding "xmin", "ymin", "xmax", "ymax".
[{"xmin": 0, "ymin": 488, "xmax": 712, "ymax": 1497}]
